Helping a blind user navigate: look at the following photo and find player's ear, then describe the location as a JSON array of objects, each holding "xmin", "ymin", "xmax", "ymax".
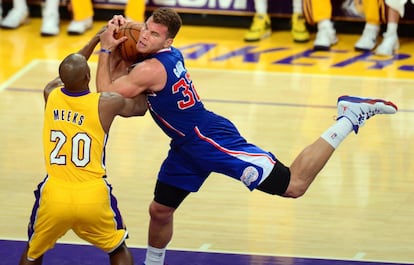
[{"xmin": 164, "ymin": 38, "xmax": 173, "ymax": 48}]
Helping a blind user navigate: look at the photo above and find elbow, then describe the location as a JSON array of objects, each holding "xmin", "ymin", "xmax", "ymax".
[{"xmin": 136, "ymin": 106, "xmax": 148, "ymax": 116}]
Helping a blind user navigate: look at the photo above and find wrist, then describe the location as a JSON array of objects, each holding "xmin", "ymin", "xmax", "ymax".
[{"xmin": 99, "ymin": 48, "xmax": 112, "ymax": 54}]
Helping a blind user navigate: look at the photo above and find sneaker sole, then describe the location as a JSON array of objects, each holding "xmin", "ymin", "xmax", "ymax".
[
  {"xmin": 354, "ymin": 46, "xmax": 374, "ymax": 52},
  {"xmin": 292, "ymin": 30, "xmax": 310, "ymax": 43},
  {"xmin": 313, "ymin": 45, "xmax": 331, "ymax": 51},
  {"xmin": 41, "ymin": 32, "xmax": 58, "ymax": 37},
  {"xmin": 244, "ymin": 30, "xmax": 271, "ymax": 42},
  {"xmin": 0, "ymin": 16, "xmax": 29, "ymax": 29},
  {"xmin": 338, "ymin": 95, "xmax": 398, "ymax": 113}
]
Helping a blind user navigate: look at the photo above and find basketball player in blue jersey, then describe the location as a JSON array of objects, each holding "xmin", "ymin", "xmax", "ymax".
[
  {"xmin": 96, "ymin": 8, "xmax": 398, "ymax": 265},
  {"xmin": 18, "ymin": 32, "xmax": 148, "ymax": 264}
]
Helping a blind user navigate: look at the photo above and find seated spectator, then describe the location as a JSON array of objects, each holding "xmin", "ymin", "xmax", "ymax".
[
  {"xmin": 244, "ymin": 0, "xmax": 310, "ymax": 43},
  {"xmin": 0, "ymin": 0, "xmax": 29, "ymax": 29},
  {"xmin": 291, "ymin": 0, "xmax": 310, "ymax": 42},
  {"xmin": 354, "ymin": 0, "xmax": 386, "ymax": 52},
  {"xmin": 303, "ymin": 0, "xmax": 338, "ymax": 50},
  {"xmin": 374, "ymin": 0, "xmax": 412, "ymax": 56},
  {"xmin": 244, "ymin": 0, "xmax": 271, "ymax": 42},
  {"xmin": 41, "ymin": 0, "xmax": 93, "ymax": 36}
]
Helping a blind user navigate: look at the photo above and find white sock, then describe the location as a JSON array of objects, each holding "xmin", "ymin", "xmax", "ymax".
[
  {"xmin": 386, "ymin": 22, "xmax": 398, "ymax": 36},
  {"xmin": 13, "ymin": 0, "xmax": 28, "ymax": 11},
  {"xmin": 365, "ymin": 23, "xmax": 380, "ymax": 31},
  {"xmin": 318, "ymin": 19, "xmax": 332, "ymax": 29},
  {"xmin": 292, "ymin": 0, "xmax": 303, "ymax": 14},
  {"xmin": 145, "ymin": 245, "xmax": 166, "ymax": 265},
  {"xmin": 254, "ymin": 0, "xmax": 268, "ymax": 14},
  {"xmin": 321, "ymin": 118, "xmax": 353, "ymax": 149}
]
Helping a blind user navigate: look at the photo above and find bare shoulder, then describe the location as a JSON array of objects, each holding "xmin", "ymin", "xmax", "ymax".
[
  {"xmin": 131, "ymin": 58, "xmax": 164, "ymax": 74},
  {"xmin": 129, "ymin": 58, "xmax": 166, "ymax": 91}
]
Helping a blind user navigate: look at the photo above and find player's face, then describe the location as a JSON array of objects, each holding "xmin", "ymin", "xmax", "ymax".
[{"xmin": 137, "ymin": 17, "xmax": 173, "ymax": 54}]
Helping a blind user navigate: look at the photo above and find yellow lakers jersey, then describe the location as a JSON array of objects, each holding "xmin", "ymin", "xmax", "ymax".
[{"xmin": 43, "ymin": 87, "xmax": 107, "ymax": 182}]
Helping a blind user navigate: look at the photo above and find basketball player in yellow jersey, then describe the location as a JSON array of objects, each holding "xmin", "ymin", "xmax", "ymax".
[{"xmin": 18, "ymin": 38, "xmax": 148, "ymax": 264}]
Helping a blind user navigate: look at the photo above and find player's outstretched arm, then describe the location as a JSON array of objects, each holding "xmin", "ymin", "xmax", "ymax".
[
  {"xmin": 120, "ymin": 94, "xmax": 148, "ymax": 117},
  {"xmin": 99, "ymin": 92, "xmax": 148, "ymax": 133},
  {"xmin": 78, "ymin": 25, "xmax": 106, "ymax": 60}
]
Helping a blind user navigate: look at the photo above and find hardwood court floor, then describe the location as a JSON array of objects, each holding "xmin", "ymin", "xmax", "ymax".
[{"xmin": 0, "ymin": 18, "xmax": 413, "ymax": 264}]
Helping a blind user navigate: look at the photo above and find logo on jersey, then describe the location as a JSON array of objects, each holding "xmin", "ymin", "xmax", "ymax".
[{"xmin": 241, "ymin": 166, "xmax": 259, "ymax": 187}]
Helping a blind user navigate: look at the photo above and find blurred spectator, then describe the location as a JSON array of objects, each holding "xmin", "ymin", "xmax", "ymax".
[
  {"xmin": 244, "ymin": 0, "xmax": 271, "ymax": 42},
  {"xmin": 291, "ymin": 0, "xmax": 310, "ymax": 42},
  {"xmin": 303, "ymin": 0, "xmax": 338, "ymax": 50},
  {"xmin": 41, "ymin": 0, "xmax": 93, "ymax": 36},
  {"xmin": 354, "ymin": 0, "xmax": 385, "ymax": 52},
  {"xmin": 0, "ymin": 0, "xmax": 29, "ymax": 29},
  {"xmin": 1, "ymin": 0, "xmax": 145, "ymax": 36},
  {"xmin": 244, "ymin": 0, "xmax": 310, "ymax": 43},
  {"xmin": 125, "ymin": 0, "xmax": 146, "ymax": 22},
  {"xmin": 375, "ymin": 0, "xmax": 411, "ymax": 56}
]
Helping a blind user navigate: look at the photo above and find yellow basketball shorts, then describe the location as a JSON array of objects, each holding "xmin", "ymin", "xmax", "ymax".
[{"xmin": 26, "ymin": 176, "xmax": 128, "ymax": 260}]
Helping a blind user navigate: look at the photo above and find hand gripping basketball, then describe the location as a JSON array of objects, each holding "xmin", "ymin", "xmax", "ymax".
[{"xmin": 115, "ymin": 22, "xmax": 143, "ymax": 62}]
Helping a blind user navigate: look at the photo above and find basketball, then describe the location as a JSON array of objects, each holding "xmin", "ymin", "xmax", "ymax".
[{"xmin": 115, "ymin": 21, "xmax": 143, "ymax": 62}]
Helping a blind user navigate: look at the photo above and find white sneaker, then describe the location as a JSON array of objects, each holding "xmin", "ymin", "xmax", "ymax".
[
  {"xmin": 354, "ymin": 24, "xmax": 379, "ymax": 51},
  {"xmin": 337, "ymin": 95, "xmax": 398, "ymax": 134},
  {"xmin": 41, "ymin": 13, "xmax": 60, "ymax": 36},
  {"xmin": 67, "ymin": 17, "xmax": 93, "ymax": 35},
  {"xmin": 375, "ymin": 32, "xmax": 399, "ymax": 56},
  {"xmin": 0, "ymin": 7, "xmax": 28, "ymax": 29},
  {"xmin": 313, "ymin": 23, "xmax": 338, "ymax": 51}
]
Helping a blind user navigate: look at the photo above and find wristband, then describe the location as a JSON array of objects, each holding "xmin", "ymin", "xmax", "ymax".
[{"xmin": 99, "ymin": 48, "xmax": 112, "ymax": 54}]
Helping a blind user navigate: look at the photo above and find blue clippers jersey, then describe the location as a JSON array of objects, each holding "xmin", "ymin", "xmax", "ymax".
[
  {"xmin": 145, "ymin": 47, "xmax": 277, "ymax": 192},
  {"xmin": 147, "ymin": 47, "xmax": 209, "ymax": 140}
]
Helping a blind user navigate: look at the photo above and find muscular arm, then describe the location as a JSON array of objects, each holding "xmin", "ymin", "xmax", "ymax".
[
  {"xmin": 96, "ymin": 23, "xmax": 166, "ymax": 98},
  {"xmin": 97, "ymin": 56, "xmax": 166, "ymax": 98},
  {"xmin": 119, "ymin": 94, "xmax": 148, "ymax": 117},
  {"xmin": 78, "ymin": 26, "xmax": 105, "ymax": 60},
  {"xmin": 99, "ymin": 92, "xmax": 148, "ymax": 133}
]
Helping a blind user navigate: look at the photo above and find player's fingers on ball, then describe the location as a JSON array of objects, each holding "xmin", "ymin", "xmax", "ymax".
[
  {"xmin": 117, "ymin": 36, "xmax": 128, "ymax": 44},
  {"xmin": 107, "ymin": 23, "xmax": 118, "ymax": 32}
]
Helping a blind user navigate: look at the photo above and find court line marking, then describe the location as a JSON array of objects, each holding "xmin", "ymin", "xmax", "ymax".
[
  {"xmin": 186, "ymin": 66, "xmax": 414, "ymax": 84},
  {"xmin": 3, "ymin": 59, "xmax": 413, "ymax": 112},
  {"xmin": 354, "ymin": 252, "xmax": 366, "ymax": 260},
  {"xmin": 0, "ymin": 60, "xmax": 42, "ymax": 92},
  {"xmin": 198, "ymin": 243, "xmax": 212, "ymax": 251},
  {"xmin": 2, "ymin": 237, "xmax": 413, "ymax": 264},
  {"xmin": 2, "ymin": 59, "xmax": 414, "ymax": 92}
]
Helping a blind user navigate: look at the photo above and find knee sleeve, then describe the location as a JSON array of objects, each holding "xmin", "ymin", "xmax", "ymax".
[
  {"xmin": 154, "ymin": 180, "xmax": 190, "ymax": 209},
  {"xmin": 256, "ymin": 160, "xmax": 291, "ymax": 196}
]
